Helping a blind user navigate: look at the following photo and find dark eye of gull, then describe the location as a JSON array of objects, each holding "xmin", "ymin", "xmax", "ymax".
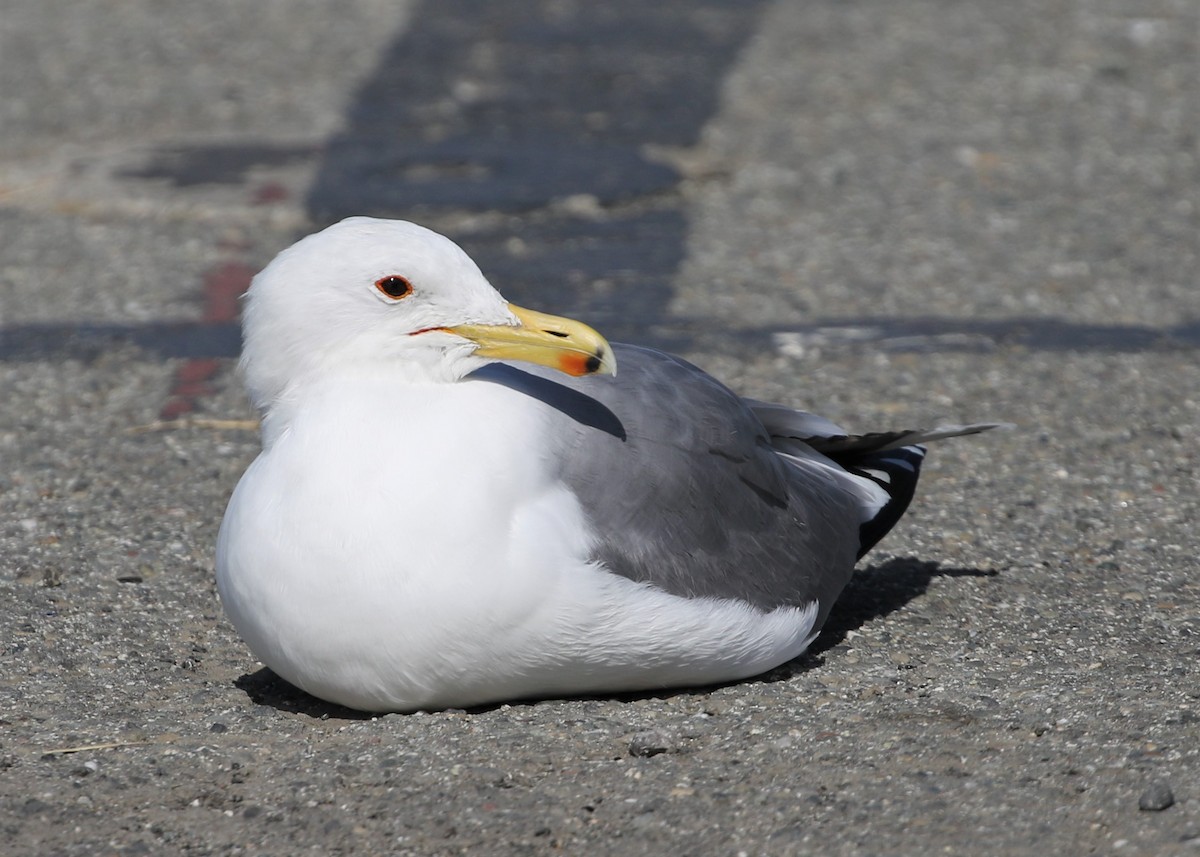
[{"xmin": 375, "ymin": 275, "xmax": 414, "ymax": 300}]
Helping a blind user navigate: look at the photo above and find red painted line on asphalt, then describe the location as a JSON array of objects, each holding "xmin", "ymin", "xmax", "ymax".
[
  {"xmin": 201, "ymin": 261, "xmax": 252, "ymax": 323},
  {"xmin": 159, "ymin": 261, "xmax": 254, "ymax": 421}
]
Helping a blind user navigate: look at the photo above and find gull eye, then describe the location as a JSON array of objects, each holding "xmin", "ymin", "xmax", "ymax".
[{"xmin": 374, "ymin": 275, "xmax": 413, "ymax": 300}]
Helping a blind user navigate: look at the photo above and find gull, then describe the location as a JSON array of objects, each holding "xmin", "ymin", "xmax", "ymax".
[{"xmin": 216, "ymin": 217, "xmax": 1001, "ymax": 712}]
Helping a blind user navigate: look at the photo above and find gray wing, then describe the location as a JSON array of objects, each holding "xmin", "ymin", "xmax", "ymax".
[{"xmin": 472, "ymin": 343, "xmax": 866, "ymax": 618}]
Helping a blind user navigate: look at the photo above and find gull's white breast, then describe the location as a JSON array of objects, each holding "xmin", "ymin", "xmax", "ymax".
[{"xmin": 216, "ymin": 373, "xmax": 818, "ymax": 711}]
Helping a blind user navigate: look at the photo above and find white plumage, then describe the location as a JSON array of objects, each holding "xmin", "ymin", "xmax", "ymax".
[{"xmin": 217, "ymin": 217, "xmax": 999, "ymax": 712}]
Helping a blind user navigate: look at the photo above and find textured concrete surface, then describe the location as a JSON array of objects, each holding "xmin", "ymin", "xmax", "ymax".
[{"xmin": 2, "ymin": 1, "xmax": 1198, "ymax": 854}]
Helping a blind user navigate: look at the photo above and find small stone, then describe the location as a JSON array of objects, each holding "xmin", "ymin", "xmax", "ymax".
[
  {"xmin": 628, "ymin": 730, "xmax": 671, "ymax": 757},
  {"xmin": 20, "ymin": 798, "xmax": 50, "ymax": 816},
  {"xmin": 209, "ymin": 722, "xmax": 228, "ymax": 733},
  {"xmin": 1138, "ymin": 781, "xmax": 1174, "ymax": 811}
]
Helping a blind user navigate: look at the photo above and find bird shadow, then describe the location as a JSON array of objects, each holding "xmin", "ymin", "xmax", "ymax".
[
  {"xmin": 234, "ymin": 669, "xmax": 376, "ymax": 721},
  {"xmin": 771, "ymin": 556, "xmax": 998, "ymax": 678},
  {"xmin": 598, "ymin": 556, "xmax": 997, "ymax": 695},
  {"xmin": 232, "ymin": 557, "xmax": 995, "ymax": 719},
  {"xmin": 469, "ymin": 362, "xmax": 627, "ymax": 440}
]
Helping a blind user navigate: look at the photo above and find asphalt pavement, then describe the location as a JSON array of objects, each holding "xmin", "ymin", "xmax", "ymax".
[{"xmin": 2, "ymin": 1, "xmax": 1198, "ymax": 854}]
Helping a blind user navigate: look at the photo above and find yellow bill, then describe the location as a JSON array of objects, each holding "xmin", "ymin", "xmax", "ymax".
[{"xmin": 450, "ymin": 303, "xmax": 616, "ymax": 377}]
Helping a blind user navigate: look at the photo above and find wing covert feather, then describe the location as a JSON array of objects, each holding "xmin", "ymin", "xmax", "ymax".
[{"xmin": 477, "ymin": 344, "xmax": 863, "ymax": 614}]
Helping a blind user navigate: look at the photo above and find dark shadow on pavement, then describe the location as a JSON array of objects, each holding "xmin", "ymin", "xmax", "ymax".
[
  {"xmin": 235, "ymin": 668, "xmax": 375, "ymax": 721},
  {"xmin": 3, "ymin": 315, "xmax": 1196, "ymax": 364},
  {"xmin": 780, "ymin": 557, "xmax": 999, "ymax": 677},
  {"xmin": 304, "ymin": 0, "xmax": 772, "ymax": 344}
]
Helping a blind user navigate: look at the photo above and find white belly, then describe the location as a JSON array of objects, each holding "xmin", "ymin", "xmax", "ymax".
[{"xmin": 216, "ymin": 377, "xmax": 818, "ymax": 712}]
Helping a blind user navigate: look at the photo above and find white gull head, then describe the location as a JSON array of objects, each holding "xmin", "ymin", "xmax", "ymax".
[{"xmin": 239, "ymin": 217, "xmax": 526, "ymax": 408}]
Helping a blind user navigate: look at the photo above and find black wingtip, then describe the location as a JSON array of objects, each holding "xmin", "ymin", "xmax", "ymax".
[{"xmin": 850, "ymin": 445, "xmax": 927, "ymax": 559}]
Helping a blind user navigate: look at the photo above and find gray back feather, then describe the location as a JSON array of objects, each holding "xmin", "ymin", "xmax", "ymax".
[
  {"xmin": 472, "ymin": 344, "xmax": 1006, "ymax": 623},
  {"xmin": 473, "ymin": 344, "xmax": 864, "ymax": 618}
]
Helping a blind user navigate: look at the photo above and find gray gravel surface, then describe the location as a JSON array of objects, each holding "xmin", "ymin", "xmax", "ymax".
[{"xmin": 2, "ymin": 1, "xmax": 1198, "ymax": 855}]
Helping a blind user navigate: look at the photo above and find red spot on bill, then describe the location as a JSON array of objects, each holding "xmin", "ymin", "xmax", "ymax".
[{"xmin": 556, "ymin": 351, "xmax": 603, "ymax": 377}]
